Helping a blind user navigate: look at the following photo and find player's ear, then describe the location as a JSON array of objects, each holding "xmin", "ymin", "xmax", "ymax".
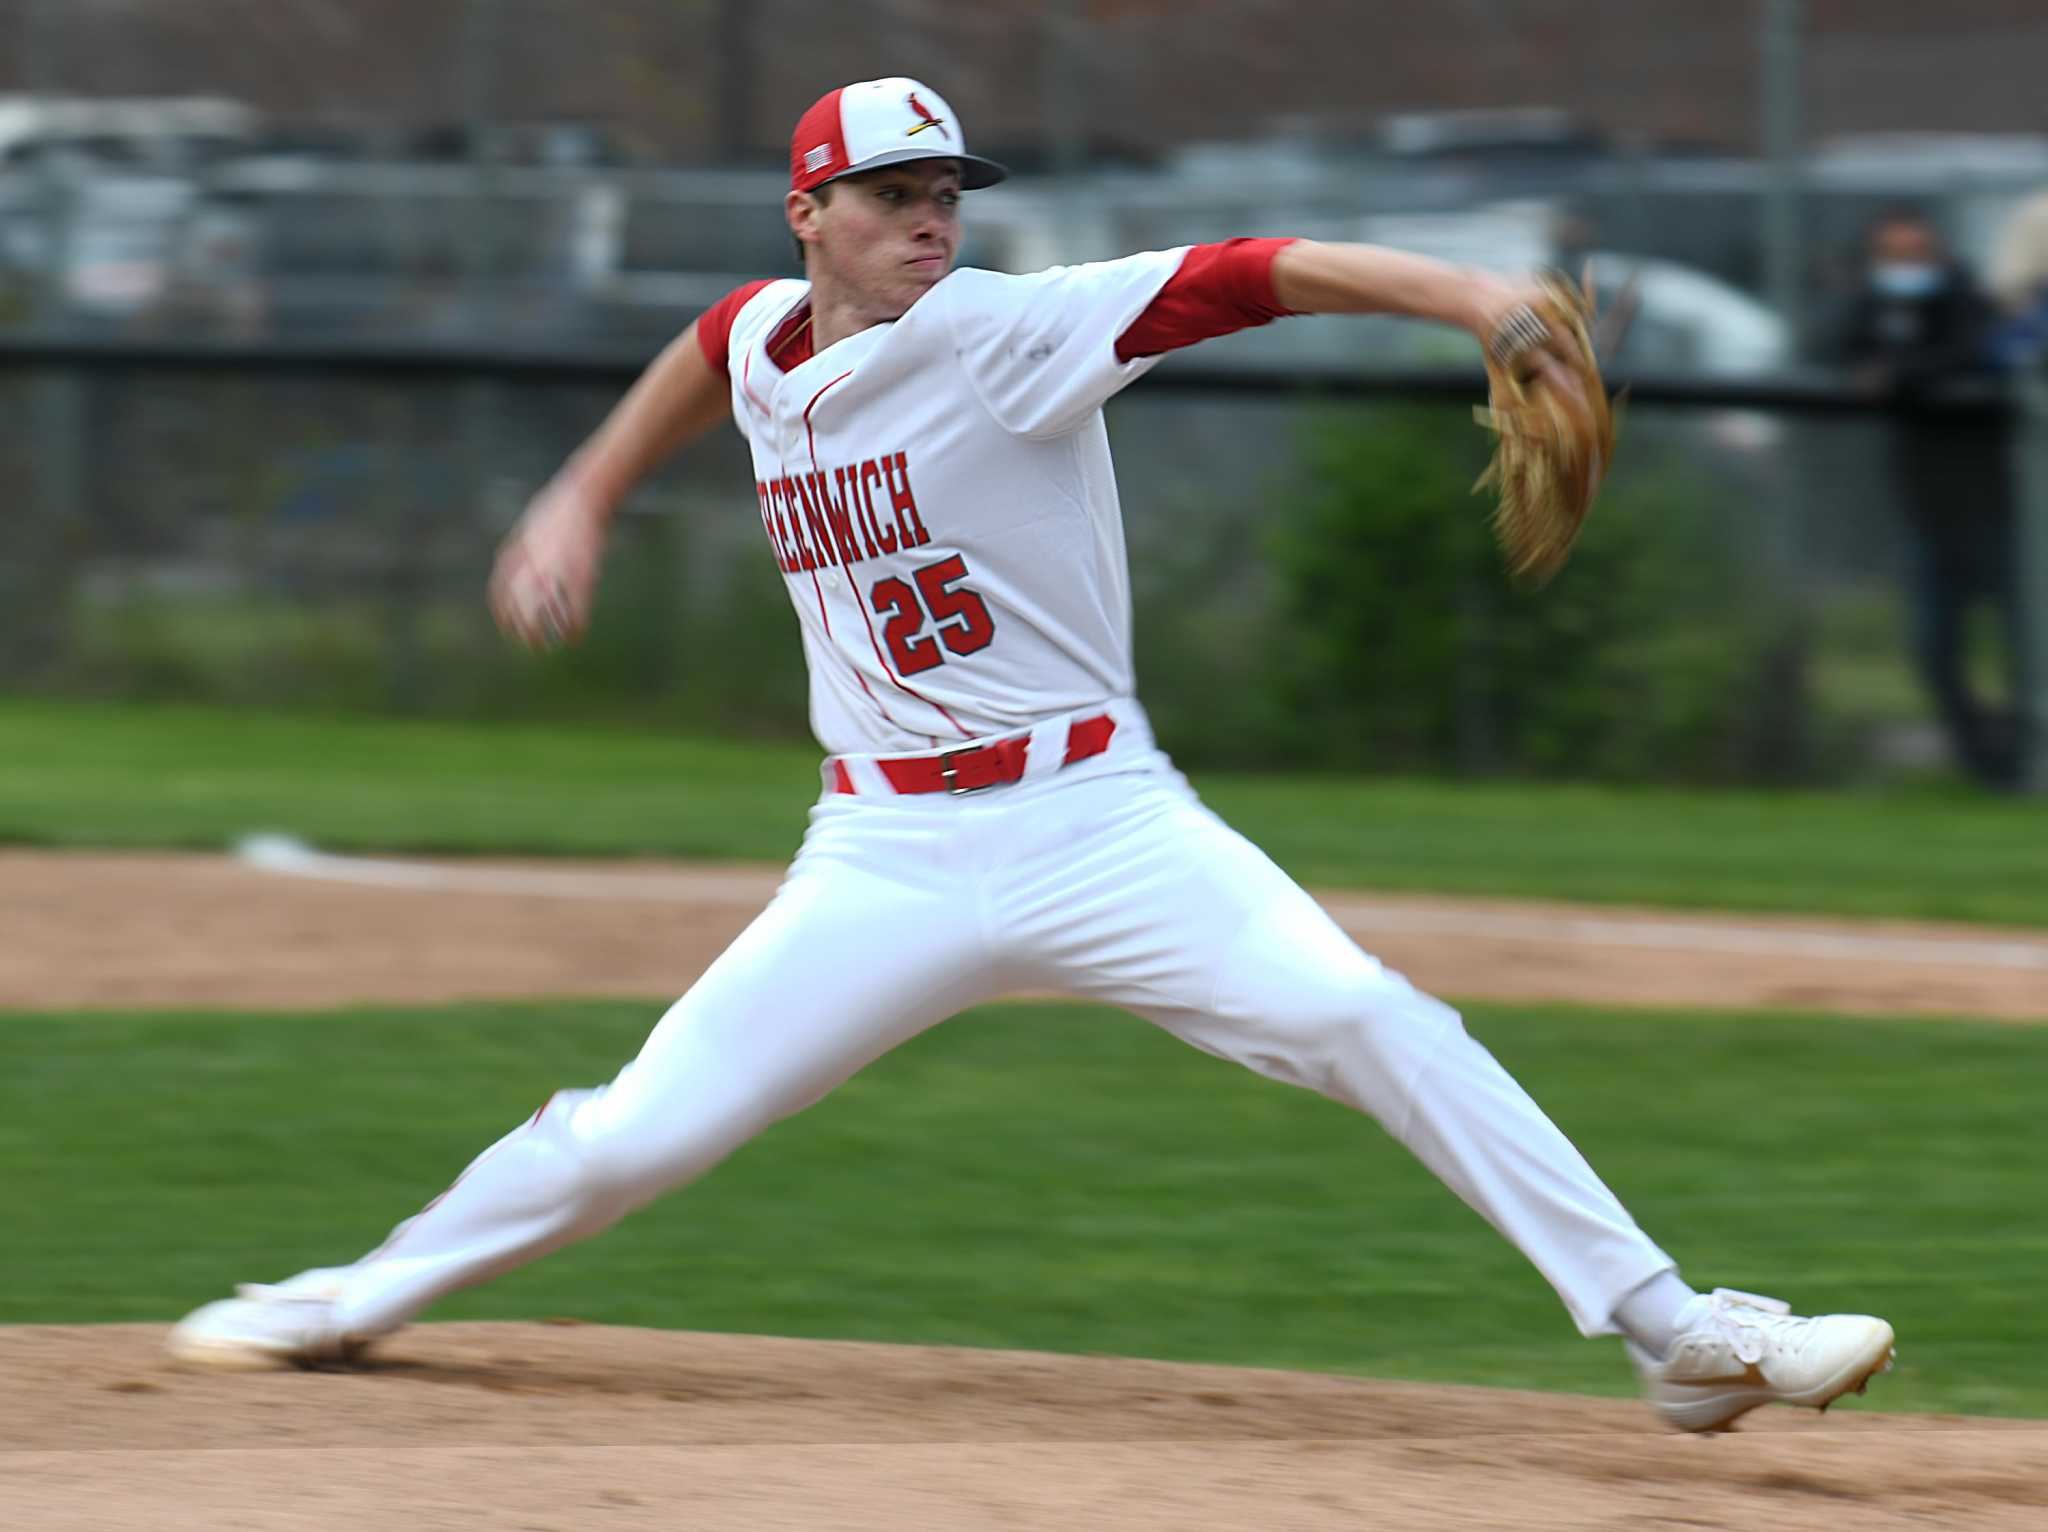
[{"xmin": 787, "ymin": 188, "xmax": 825, "ymax": 258}]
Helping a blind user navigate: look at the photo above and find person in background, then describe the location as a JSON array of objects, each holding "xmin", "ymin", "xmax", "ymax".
[
  {"xmin": 1829, "ymin": 206, "xmax": 2020, "ymax": 790},
  {"xmin": 1988, "ymin": 187, "xmax": 2048, "ymax": 368}
]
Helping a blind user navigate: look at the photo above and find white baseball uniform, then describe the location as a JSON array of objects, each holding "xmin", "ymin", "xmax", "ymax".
[{"xmin": 293, "ymin": 238, "xmax": 1682, "ymax": 1349}]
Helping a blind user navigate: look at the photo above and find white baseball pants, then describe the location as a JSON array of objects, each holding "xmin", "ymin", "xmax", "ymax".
[{"xmin": 325, "ymin": 713, "xmax": 1675, "ymax": 1343}]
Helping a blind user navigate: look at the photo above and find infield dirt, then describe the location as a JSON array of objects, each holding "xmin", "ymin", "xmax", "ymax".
[{"xmin": 5, "ymin": 848, "xmax": 2044, "ymax": 1018}]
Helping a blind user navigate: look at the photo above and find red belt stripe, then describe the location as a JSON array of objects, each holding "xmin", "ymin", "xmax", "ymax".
[{"xmin": 833, "ymin": 714, "xmax": 1116, "ymax": 795}]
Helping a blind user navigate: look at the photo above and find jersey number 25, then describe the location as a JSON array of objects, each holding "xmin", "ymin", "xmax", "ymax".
[{"xmin": 870, "ymin": 555, "xmax": 996, "ymax": 676}]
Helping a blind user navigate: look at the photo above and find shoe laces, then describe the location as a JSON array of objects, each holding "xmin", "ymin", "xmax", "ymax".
[{"xmin": 1698, "ymin": 1287, "xmax": 1794, "ymax": 1365}]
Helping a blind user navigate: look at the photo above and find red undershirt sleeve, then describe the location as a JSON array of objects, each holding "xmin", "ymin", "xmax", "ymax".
[
  {"xmin": 694, "ymin": 279, "xmax": 776, "ymax": 378},
  {"xmin": 1113, "ymin": 237, "xmax": 1302, "ymax": 362}
]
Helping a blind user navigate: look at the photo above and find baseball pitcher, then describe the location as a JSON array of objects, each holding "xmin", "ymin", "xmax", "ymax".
[{"xmin": 172, "ymin": 79, "xmax": 1893, "ymax": 1433}]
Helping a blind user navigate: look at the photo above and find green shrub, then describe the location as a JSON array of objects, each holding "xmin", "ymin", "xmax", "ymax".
[{"xmin": 1266, "ymin": 401, "xmax": 1787, "ymax": 781}]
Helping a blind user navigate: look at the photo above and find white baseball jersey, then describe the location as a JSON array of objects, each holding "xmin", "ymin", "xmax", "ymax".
[{"xmin": 705, "ymin": 250, "xmax": 1243, "ymax": 755}]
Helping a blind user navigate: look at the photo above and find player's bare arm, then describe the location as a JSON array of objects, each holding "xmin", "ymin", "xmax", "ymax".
[
  {"xmin": 1272, "ymin": 238, "xmax": 1525, "ymax": 339},
  {"xmin": 1271, "ymin": 239, "xmax": 1584, "ymax": 370},
  {"xmin": 489, "ymin": 320, "xmax": 731, "ymax": 649}
]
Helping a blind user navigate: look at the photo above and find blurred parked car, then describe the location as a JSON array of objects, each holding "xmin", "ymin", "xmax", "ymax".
[
  {"xmin": 0, "ymin": 95, "xmax": 258, "ymax": 170},
  {"xmin": 0, "ymin": 95, "xmax": 264, "ymax": 327},
  {"xmin": 1579, "ymin": 251, "xmax": 1789, "ymax": 376}
]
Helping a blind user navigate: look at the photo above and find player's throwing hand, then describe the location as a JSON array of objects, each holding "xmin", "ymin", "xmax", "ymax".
[{"xmin": 487, "ymin": 480, "xmax": 608, "ymax": 649}]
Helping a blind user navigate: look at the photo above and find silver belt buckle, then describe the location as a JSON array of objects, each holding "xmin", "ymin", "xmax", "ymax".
[{"xmin": 939, "ymin": 746, "xmax": 992, "ymax": 795}]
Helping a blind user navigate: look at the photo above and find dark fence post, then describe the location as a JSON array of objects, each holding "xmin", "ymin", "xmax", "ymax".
[
  {"xmin": 2014, "ymin": 363, "xmax": 2048, "ymax": 795},
  {"xmin": 16, "ymin": 369, "xmax": 87, "ymax": 681}
]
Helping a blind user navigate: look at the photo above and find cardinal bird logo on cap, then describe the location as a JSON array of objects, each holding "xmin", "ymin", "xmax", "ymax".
[{"xmin": 904, "ymin": 91, "xmax": 951, "ymax": 141}]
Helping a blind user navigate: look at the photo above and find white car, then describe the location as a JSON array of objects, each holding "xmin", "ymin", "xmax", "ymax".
[{"xmin": 1577, "ymin": 251, "xmax": 1789, "ymax": 378}]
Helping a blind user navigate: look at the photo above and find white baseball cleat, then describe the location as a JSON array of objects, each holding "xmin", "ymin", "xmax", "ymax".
[
  {"xmin": 1635, "ymin": 1287, "xmax": 1896, "ymax": 1433},
  {"xmin": 166, "ymin": 1270, "xmax": 363, "ymax": 1371}
]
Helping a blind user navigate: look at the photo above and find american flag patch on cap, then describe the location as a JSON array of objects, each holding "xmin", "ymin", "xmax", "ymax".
[{"xmin": 803, "ymin": 144, "xmax": 833, "ymax": 173}]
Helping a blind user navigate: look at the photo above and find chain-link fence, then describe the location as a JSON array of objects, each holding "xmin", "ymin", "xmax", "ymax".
[{"xmin": 2, "ymin": 350, "xmax": 2034, "ymax": 787}]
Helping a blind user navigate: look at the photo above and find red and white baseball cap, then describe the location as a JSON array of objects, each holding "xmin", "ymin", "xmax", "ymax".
[{"xmin": 789, "ymin": 77, "xmax": 1008, "ymax": 194}]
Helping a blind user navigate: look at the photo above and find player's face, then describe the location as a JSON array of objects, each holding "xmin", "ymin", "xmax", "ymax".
[{"xmin": 797, "ymin": 160, "xmax": 964, "ymax": 317}]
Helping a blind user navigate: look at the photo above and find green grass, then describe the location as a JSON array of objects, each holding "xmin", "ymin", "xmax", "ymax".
[
  {"xmin": 4, "ymin": 698, "xmax": 2047, "ymax": 923},
  {"xmin": 0, "ymin": 697, "xmax": 821, "ymax": 863},
  {"xmin": 1, "ymin": 997, "xmax": 2040, "ymax": 1417}
]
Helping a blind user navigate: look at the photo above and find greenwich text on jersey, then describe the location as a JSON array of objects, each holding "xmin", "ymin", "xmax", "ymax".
[{"xmin": 755, "ymin": 451, "xmax": 931, "ymax": 574}]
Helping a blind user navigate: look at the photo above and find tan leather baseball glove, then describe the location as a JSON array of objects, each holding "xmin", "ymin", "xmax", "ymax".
[{"xmin": 1472, "ymin": 270, "xmax": 1625, "ymax": 584}]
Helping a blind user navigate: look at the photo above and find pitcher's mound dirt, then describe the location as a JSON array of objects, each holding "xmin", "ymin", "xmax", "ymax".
[{"xmin": 3, "ymin": 1323, "xmax": 2043, "ymax": 1531}]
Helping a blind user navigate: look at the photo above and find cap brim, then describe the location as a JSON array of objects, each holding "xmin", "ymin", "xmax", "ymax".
[
  {"xmin": 820, "ymin": 148, "xmax": 1009, "ymax": 190},
  {"xmin": 958, "ymin": 154, "xmax": 1008, "ymax": 190}
]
